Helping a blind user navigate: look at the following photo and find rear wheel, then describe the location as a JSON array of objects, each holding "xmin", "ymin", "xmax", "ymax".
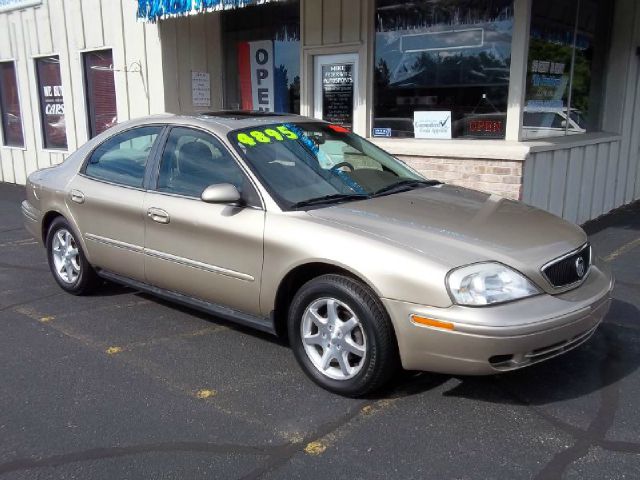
[
  {"xmin": 46, "ymin": 217, "xmax": 99, "ymax": 295},
  {"xmin": 288, "ymin": 274, "xmax": 398, "ymax": 397}
]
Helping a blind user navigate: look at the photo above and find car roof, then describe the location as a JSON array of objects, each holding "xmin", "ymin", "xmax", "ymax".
[{"xmin": 116, "ymin": 111, "xmax": 319, "ymax": 134}]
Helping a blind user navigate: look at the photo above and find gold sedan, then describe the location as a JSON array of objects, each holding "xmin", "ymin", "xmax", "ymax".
[{"xmin": 22, "ymin": 113, "xmax": 613, "ymax": 396}]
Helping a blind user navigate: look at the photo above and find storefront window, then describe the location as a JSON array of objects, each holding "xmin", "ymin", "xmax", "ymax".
[
  {"xmin": 222, "ymin": 0, "xmax": 300, "ymax": 114},
  {"xmin": 83, "ymin": 50, "xmax": 117, "ymax": 138},
  {"xmin": 523, "ymin": 0, "xmax": 612, "ymax": 139},
  {"xmin": 373, "ymin": 0, "xmax": 514, "ymax": 140},
  {"xmin": 35, "ymin": 56, "xmax": 67, "ymax": 149},
  {"xmin": 0, "ymin": 61, "xmax": 24, "ymax": 147}
]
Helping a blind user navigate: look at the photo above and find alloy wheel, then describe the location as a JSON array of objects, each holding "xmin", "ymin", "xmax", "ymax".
[
  {"xmin": 51, "ymin": 228, "xmax": 81, "ymax": 284},
  {"xmin": 300, "ymin": 297, "xmax": 368, "ymax": 381}
]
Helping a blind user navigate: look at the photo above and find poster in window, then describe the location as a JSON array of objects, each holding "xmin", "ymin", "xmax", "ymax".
[
  {"xmin": 36, "ymin": 56, "xmax": 67, "ymax": 149},
  {"xmin": 413, "ymin": 111, "xmax": 452, "ymax": 139},
  {"xmin": 84, "ymin": 50, "xmax": 117, "ymax": 138},
  {"xmin": 322, "ymin": 63, "xmax": 354, "ymax": 129}
]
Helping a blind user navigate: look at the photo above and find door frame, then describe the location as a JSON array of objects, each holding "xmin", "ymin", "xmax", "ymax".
[{"xmin": 301, "ymin": 45, "xmax": 368, "ymax": 137}]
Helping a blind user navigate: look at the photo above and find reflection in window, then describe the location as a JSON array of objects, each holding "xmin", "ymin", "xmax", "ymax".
[
  {"xmin": 222, "ymin": 1, "xmax": 300, "ymax": 114},
  {"xmin": 157, "ymin": 127, "xmax": 256, "ymax": 203},
  {"xmin": 85, "ymin": 126, "xmax": 161, "ymax": 188},
  {"xmin": 83, "ymin": 50, "xmax": 117, "ymax": 138},
  {"xmin": 373, "ymin": 0, "xmax": 514, "ymax": 140},
  {"xmin": 523, "ymin": 0, "xmax": 612, "ymax": 139},
  {"xmin": 0, "ymin": 61, "xmax": 24, "ymax": 147}
]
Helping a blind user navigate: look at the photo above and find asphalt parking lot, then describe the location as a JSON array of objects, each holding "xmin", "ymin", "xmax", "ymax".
[{"xmin": 1, "ymin": 182, "xmax": 639, "ymax": 480}]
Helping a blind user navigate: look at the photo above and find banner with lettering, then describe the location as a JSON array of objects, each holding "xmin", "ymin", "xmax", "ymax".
[{"xmin": 237, "ymin": 40, "xmax": 289, "ymax": 113}]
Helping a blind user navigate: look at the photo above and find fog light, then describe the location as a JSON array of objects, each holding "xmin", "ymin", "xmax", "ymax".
[{"xmin": 410, "ymin": 315, "xmax": 455, "ymax": 331}]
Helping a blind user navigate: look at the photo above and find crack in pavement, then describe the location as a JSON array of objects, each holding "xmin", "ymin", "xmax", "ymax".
[
  {"xmin": 0, "ymin": 261, "xmax": 48, "ymax": 272},
  {"xmin": 532, "ymin": 328, "xmax": 626, "ymax": 479},
  {"xmin": 0, "ymin": 291, "xmax": 65, "ymax": 312},
  {"xmin": 0, "ymin": 441, "xmax": 282, "ymax": 475},
  {"xmin": 238, "ymin": 374, "xmax": 447, "ymax": 479}
]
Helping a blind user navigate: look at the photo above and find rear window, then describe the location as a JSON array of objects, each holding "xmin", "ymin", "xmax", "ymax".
[{"xmin": 84, "ymin": 126, "xmax": 162, "ymax": 188}]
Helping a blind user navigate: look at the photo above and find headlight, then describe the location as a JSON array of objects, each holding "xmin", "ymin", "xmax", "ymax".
[{"xmin": 447, "ymin": 263, "xmax": 540, "ymax": 306}]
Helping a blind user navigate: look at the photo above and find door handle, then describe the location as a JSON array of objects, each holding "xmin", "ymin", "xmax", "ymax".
[
  {"xmin": 147, "ymin": 207, "xmax": 170, "ymax": 224},
  {"xmin": 70, "ymin": 190, "xmax": 85, "ymax": 204}
]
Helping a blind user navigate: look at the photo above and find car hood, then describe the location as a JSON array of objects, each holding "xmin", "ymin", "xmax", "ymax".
[{"xmin": 307, "ymin": 185, "xmax": 586, "ymax": 289}]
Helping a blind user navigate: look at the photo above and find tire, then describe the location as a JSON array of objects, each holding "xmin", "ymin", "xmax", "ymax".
[
  {"xmin": 46, "ymin": 217, "xmax": 99, "ymax": 295},
  {"xmin": 288, "ymin": 274, "xmax": 399, "ymax": 397}
]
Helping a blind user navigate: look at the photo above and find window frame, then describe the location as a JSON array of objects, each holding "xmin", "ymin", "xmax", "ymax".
[
  {"xmin": 365, "ymin": 0, "xmax": 613, "ymax": 144},
  {"xmin": 0, "ymin": 60, "xmax": 25, "ymax": 148},
  {"xmin": 82, "ymin": 48, "xmax": 117, "ymax": 139},
  {"xmin": 147, "ymin": 125, "xmax": 265, "ymax": 209},
  {"xmin": 34, "ymin": 54, "xmax": 68, "ymax": 151},
  {"xmin": 518, "ymin": 0, "xmax": 612, "ymax": 141},
  {"xmin": 80, "ymin": 124, "xmax": 167, "ymax": 191},
  {"xmin": 369, "ymin": 0, "xmax": 518, "ymax": 142}
]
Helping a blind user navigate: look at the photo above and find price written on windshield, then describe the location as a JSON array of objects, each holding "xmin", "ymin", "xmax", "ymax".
[{"xmin": 236, "ymin": 125, "xmax": 299, "ymax": 147}]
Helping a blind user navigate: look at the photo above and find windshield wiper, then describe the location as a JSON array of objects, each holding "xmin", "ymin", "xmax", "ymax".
[
  {"xmin": 371, "ymin": 179, "xmax": 441, "ymax": 197},
  {"xmin": 290, "ymin": 193, "xmax": 369, "ymax": 210}
]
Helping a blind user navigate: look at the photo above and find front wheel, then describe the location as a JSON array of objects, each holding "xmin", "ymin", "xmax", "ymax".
[
  {"xmin": 46, "ymin": 217, "xmax": 99, "ymax": 295},
  {"xmin": 288, "ymin": 274, "xmax": 398, "ymax": 397}
]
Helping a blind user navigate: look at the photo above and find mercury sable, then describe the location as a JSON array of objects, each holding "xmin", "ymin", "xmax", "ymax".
[{"xmin": 22, "ymin": 112, "xmax": 613, "ymax": 396}]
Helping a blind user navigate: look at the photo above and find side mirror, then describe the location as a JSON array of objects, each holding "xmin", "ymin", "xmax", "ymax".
[{"xmin": 201, "ymin": 183, "xmax": 242, "ymax": 204}]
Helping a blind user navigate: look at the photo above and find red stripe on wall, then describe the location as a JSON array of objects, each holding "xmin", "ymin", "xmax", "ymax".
[{"xmin": 237, "ymin": 42, "xmax": 253, "ymax": 110}]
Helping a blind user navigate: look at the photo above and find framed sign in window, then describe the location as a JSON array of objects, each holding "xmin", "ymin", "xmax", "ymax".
[
  {"xmin": 35, "ymin": 56, "xmax": 67, "ymax": 149},
  {"xmin": 0, "ymin": 61, "xmax": 24, "ymax": 147},
  {"xmin": 83, "ymin": 50, "xmax": 117, "ymax": 138}
]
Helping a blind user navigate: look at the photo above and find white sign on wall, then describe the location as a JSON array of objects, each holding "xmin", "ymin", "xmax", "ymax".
[
  {"xmin": 413, "ymin": 111, "xmax": 452, "ymax": 139},
  {"xmin": 249, "ymin": 40, "xmax": 274, "ymax": 112},
  {"xmin": 0, "ymin": 0, "xmax": 41, "ymax": 13},
  {"xmin": 191, "ymin": 71, "xmax": 211, "ymax": 108}
]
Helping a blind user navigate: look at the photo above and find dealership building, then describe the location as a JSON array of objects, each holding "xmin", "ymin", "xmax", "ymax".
[{"xmin": 0, "ymin": 0, "xmax": 639, "ymax": 223}]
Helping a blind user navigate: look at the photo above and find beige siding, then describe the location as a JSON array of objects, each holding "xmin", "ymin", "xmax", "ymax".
[
  {"xmin": 522, "ymin": 137, "xmax": 628, "ymax": 224},
  {"xmin": 0, "ymin": 0, "xmax": 165, "ymax": 185},
  {"xmin": 303, "ymin": 0, "xmax": 365, "ymax": 47},
  {"xmin": 157, "ymin": 12, "xmax": 224, "ymax": 114}
]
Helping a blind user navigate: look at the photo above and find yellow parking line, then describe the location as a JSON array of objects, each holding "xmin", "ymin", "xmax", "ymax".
[
  {"xmin": 302, "ymin": 398, "xmax": 399, "ymax": 456},
  {"xmin": 304, "ymin": 441, "xmax": 327, "ymax": 456},
  {"xmin": 604, "ymin": 237, "xmax": 640, "ymax": 262},
  {"xmin": 195, "ymin": 389, "xmax": 217, "ymax": 399}
]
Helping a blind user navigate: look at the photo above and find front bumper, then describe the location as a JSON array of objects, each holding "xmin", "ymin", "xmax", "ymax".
[{"xmin": 382, "ymin": 262, "xmax": 613, "ymax": 375}]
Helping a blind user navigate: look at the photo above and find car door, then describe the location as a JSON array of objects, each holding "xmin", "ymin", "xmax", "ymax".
[
  {"xmin": 67, "ymin": 125, "xmax": 164, "ymax": 281},
  {"xmin": 143, "ymin": 126, "xmax": 265, "ymax": 316}
]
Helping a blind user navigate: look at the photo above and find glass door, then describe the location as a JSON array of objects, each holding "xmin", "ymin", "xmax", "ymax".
[{"xmin": 313, "ymin": 53, "xmax": 359, "ymax": 131}]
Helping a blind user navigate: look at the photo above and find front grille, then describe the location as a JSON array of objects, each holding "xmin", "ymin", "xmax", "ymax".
[{"xmin": 542, "ymin": 244, "xmax": 591, "ymax": 288}]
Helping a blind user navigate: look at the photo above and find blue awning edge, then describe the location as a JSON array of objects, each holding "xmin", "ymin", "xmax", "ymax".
[{"xmin": 137, "ymin": 0, "xmax": 279, "ymax": 23}]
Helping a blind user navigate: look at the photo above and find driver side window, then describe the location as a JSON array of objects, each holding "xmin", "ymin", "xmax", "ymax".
[{"xmin": 156, "ymin": 127, "xmax": 260, "ymax": 205}]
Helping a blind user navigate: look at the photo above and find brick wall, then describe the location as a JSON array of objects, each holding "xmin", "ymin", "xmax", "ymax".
[{"xmin": 398, "ymin": 156, "xmax": 524, "ymax": 200}]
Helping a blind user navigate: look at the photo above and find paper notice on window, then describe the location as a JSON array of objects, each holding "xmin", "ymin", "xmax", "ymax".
[
  {"xmin": 413, "ymin": 111, "xmax": 452, "ymax": 139},
  {"xmin": 192, "ymin": 71, "xmax": 211, "ymax": 108}
]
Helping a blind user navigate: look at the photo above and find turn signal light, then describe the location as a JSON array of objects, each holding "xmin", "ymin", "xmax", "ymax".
[{"xmin": 411, "ymin": 315, "xmax": 455, "ymax": 331}]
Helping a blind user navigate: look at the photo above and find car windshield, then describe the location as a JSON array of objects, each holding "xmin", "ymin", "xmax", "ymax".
[{"xmin": 228, "ymin": 122, "xmax": 426, "ymax": 209}]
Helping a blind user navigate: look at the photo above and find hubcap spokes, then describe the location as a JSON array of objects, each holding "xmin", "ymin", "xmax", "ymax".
[
  {"xmin": 52, "ymin": 229, "xmax": 80, "ymax": 284},
  {"xmin": 301, "ymin": 298, "xmax": 367, "ymax": 381}
]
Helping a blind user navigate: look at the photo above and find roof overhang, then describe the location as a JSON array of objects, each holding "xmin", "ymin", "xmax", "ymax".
[{"xmin": 137, "ymin": 0, "xmax": 283, "ymax": 23}]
